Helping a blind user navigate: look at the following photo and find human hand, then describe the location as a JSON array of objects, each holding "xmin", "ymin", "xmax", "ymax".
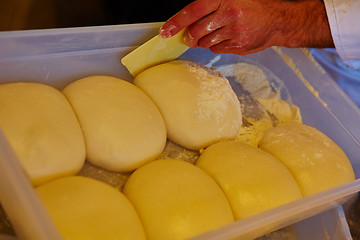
[{"xmin": 160, "ymin": 0, "xmax": 333, "ymax": 55}]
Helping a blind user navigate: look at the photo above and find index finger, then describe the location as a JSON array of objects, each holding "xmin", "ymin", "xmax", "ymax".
[{"xmin": 160, "ymin": 0, "xmax": 221, "ymax": 38}]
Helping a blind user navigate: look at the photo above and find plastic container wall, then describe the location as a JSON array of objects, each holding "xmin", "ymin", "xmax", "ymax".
[{"xmin": 0, "ymin": 23, "xmax": 359, "ymax": 240}]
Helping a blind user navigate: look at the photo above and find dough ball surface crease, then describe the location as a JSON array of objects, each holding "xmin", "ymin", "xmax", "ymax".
[
  {"xmin": 196, "ymin": 140, "xmax": 303, "ymax": 220},
  {"xmin": 0, "ymin": 82, "xmax": 85, "ymax": 186},
  {"xmin": 62, "ymin": 75, "xmax": 167, "ymax": 172},
  {"xmin": 134, "ymin": 60, "xmax": 242, "ymax": 150},
  {"xmin": 259, "ymin": 123, "xmax": 355, "ymax": 196},
  {"xmin": 123, "ymin": 159, "xmax": 234, "ymax": 240},
  {"xmin": 36, "ymin": 176, "xmax": 146, "ymax": 240}
]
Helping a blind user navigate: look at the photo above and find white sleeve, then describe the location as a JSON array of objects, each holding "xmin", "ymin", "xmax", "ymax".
[{"xmin": 323, "ymin": 0, "xmax": 360, "ymax": 69}]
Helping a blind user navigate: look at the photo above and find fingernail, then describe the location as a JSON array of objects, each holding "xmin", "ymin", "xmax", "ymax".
[{"xmin": 160, "ymin": 25, "xmax": 177, "ymax": 38}]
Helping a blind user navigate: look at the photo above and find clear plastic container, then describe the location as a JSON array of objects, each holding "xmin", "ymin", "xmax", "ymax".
[{"xmin": 0, "ymin": 22, "xmax": 359, "ymax": 240}]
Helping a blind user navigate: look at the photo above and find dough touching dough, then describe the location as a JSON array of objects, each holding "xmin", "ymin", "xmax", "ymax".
[
  {"xmin": 36, "ymin": 176, "xmax": 146, "ymax": 240},
  {"xmin": 134, "ymin": 60, "xmax": 242, "ymax": 150},
  {"xmin": 259, "ymin": 123, "xmax": 355, "ymax": 196},
  {"xmin": 0, "ymin": 82, "xmax": 85, "ymax": 186},
  {"xmin": 123, "ymin": 159, "xmax": 234, "ymax": 240},
  {"xmin": 62, "ymin": 76, "xmax": 166, "ymax": 172},
  {"xmin": 196, "ymin": 141, "xmax": 302, "ymax": 220}
]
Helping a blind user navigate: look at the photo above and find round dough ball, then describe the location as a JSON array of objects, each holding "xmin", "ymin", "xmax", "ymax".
[
  {"xmin": 123, "ymin": 159, "xmax": 234, "ymax": 240},
  {"xmin": 259, "ymin": 123, "xmax": 355, "ymax": 196},
  {"xmin": 0, "ymin": 82, "xmax": 85, "ymax": 186},
  {"xmin": 196, "ymin": 141, "xmax": 303, "ymax": 220},
  {"xmin": 62, "ymin": 76, "xmax": 166, "ymax": 172},
  {"xmin": 36, "ymin": 176, "xmax": 146, "ymax": 240},
  {"xmin": 134, "ymin": 60, "xmax": 242, "ymax": 150}
]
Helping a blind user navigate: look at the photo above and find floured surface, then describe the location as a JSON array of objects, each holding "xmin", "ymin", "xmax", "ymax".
[
  {"xmin": 218, "ymin": 62, "xmax": 280, "ymax": 99},
  {"xmin": 215, "ymin": 61, "xmax": 301, "ymax": 146},
  {"xmin": 78, "ymin": 140, "xmax": 200, "ymax": 191},
  {"xmin": 258, "ymin": 98, "xmax": 302, "ymax": 124}
]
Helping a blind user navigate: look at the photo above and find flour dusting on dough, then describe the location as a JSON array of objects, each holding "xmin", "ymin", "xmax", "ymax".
[
  {"xmin": 211, "ymin": 61, "xmax": 303, "ymax": 146},
  {"xmin": 188, "ymin": 65, "xmax": 239, "ymax": 125}
]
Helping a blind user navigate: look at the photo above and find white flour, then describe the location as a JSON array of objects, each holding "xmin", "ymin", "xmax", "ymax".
[
  {"xmin": 218, "ymin": 62, "xmax": 280, "ymax": 99},
  {"xmin": 184, "ymin": 62, "xmax": 241, "ymax": 125}
]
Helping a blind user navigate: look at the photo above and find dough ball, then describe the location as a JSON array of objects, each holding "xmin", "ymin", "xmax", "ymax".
[
  {"xmin": 0, "ymin": 82, "xmax": 85, "ymax": 186},
  {"xmin": 123, "ymin": 159, "xmax": 234, "ymax": 240},
  {"xmin": 62, "ymin": 76, "xmax": 166, "ymax": 172},
  {"xmin": 36, "ymin": 176, "xmax": 146, "ymax": 240},
  {"xmin": 259, "ymin": 123, "xmax": 355, "ymax": 196},
  {"xmin": 134, "ymin": 60, "xmax": 242, "ymax": 150},
  {"xmin": 196, "ymin": 141, "xmax": 302, "ymax": 220}
]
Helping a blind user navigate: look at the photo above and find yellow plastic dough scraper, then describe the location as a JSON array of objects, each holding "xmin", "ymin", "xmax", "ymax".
[{"xmin": 121, "ymin": 29, "xmax": 189, "ymax": 77}]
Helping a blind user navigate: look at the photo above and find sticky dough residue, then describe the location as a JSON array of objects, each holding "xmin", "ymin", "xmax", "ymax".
[
  {"xmin": 301, "ymin": 48, "xmax": 325, "ymax": 74},
  {"xmin": 211, "ymin": 60, "xmax": 303, "ymax": 146},
  {"xmin": 272, "ymin": 47, "xmax": 327, "ymax": 107}
]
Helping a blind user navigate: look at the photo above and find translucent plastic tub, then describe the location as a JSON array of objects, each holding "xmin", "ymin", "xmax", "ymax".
[{"xmin": 0, "ymin": 22, "xmax": 359, "ymax": 240}]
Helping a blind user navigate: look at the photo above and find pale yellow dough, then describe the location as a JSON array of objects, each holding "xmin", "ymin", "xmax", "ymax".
[
  {"xmin": 134, "ymin": 60, "xmax": 242, "ymax": 150},
  {"xmin": 236, "ymin": 116, "xmax": 274, "ymax": 147},
  {"xmin": 236, "ymin": 99, "xmax": 302, "ymax": 147},
  {"xmin": 0, "ymin": 82, "xmax": 85, "ymax": 186},
  {"xmin": 257, "ymin": 98, "xmax": 302, "ymax": 124},
  {"xmin": 123, "ymin": 159, "xmax": 234, "ymax": 240},
  {"xmin": 62, "ymin": 75, "xmax": 166, "ymax": 172},
  {"xmin": 36, "ymin": 176, "xmax": 146, "ymax": 240},
  {"xmin": 259, "ymin": 123, "xmax": 355, "ymax": 196},
  {"xmin": 196, "ymin": 141, "xmax": 303, "ymax": 220}
]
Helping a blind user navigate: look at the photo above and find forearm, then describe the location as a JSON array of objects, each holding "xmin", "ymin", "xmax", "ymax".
[
  {"xmin": 160, "ymin": 0, "xmax": 335, "ymax": 55},
  {"xmin": 273, "ymin": 0, "xmax": 334, "ymax": 48}
]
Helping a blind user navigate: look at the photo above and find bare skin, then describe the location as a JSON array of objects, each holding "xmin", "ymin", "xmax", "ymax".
[{"xmin": 160, "ymin": 0, "xmax": 334, "ymax": 55}]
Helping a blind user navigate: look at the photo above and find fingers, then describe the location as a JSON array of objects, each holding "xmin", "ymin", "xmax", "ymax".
[
  {"xmin": 184, "ymin": 11, "xmax": 229, "ymax": 48},
  {"xmin": 192, "ymin": 23, "xmax": 248, "ymax": 50},
  {"xmin": 196, "ymin": 26, "xmax": 254, "ymax": 54},
  {"xmin": 195, "ymin": 27, "xmax": 232, "ymax": 49},
  {"xmin": 160, "ymin": 0, "xmax": 221, "ymax": 38},
  {"xmin": 160, "ymin": 0, "xmax": 274, "ymax": 55}
]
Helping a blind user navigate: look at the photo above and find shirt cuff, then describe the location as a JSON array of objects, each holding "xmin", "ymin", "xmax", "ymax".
[{"xmin": 323, "ymin": 0, "xmax": 360, "ymax": 69}]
